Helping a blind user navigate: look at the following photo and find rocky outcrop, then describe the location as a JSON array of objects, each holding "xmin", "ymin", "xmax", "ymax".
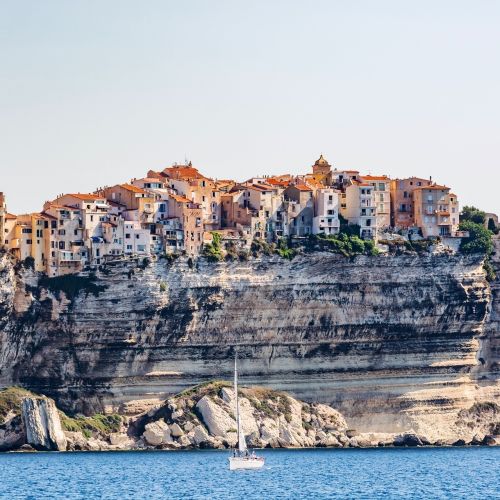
[
  {"xmin": 0, "ymin": 248, "xmax": 498, "ymax": 443},
  {"xmin": 21, "ymin": 397, "xmax": 67, "ymax": 451}
]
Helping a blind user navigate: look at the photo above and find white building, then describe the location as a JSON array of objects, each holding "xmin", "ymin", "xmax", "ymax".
[
  {"xmin": 312, "ymin": 188, "xmax": 340, "ymax": 235},
  {"xmin": 344, "ymin": 182, "xmax": 377, "ymax": 239}
]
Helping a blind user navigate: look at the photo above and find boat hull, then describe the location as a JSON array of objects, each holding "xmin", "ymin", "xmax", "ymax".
[{"xmin": 229, "ymin": 456, "xmax": 265, "ymax": 470}]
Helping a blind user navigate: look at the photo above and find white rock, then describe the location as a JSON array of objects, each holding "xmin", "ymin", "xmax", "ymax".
[
  {"xmin": 259, "ymin": 418, "xmax": 280, "ymax": 443},
  {"xmin": 143, "ymin": 420, "xmax": 173, "ymax": 446},
  {"xmin": 184, "ymin": 421, "xmax": 195, "ymax": 432},
  {"xmin": 109, "ymin": 433, "xmax": 130, "ymax": 446},
  {"xmin": 21, "ymin": 397, "xmax": 67, "ymax": 451},
  {"xmin": 170, "ymin": 423, "xmax": 184, "ymax": 437},
  {"xmin": 192, "ymin": 425, "xmax": 210, "ymax": 445},
  {"xmin": 196, "ymin": 396, "xmax": 236, "ymax": 437}
]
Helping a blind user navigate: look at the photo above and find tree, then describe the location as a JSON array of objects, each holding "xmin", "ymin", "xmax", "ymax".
[
  {"xmin": 460, "ymin": 206, "xmax": 486, "ymax": 225},
  {"xmin": 458, "ymin": 221, "xmax": 493, "ymax": 255}
]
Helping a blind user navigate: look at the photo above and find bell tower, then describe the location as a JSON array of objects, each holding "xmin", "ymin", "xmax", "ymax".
[{"xmin": 311, "ymin": 155, "xmax": 333, "ymax": 186}]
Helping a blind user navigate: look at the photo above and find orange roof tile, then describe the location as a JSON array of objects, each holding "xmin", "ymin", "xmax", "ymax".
[
  {"xmin": 414, "ymin": 185, "xmax": 450, "ymax": 191},
  {"xmin": 291, "ymin": 184, "xmax": 313, "ymax": 191},
  {"xmin": 5, "ymin": 213, "xmax": 16, "ymax": 220},
  {"xmin": 170, "ymin": 194, "xmax": 192, "ymax": 203},
  {"xmin": 67, "ymin": 193, "xmax": 103, "ymax": 201},
  {"xmin": 119, "ymin": 184, "xmax": 148, "ymax": 194},
  {"xmin": 163, "ymin": 166, "xmax": 208, "ymax": 181},
  {"xmin": 362, "ymin": 175, "xmax": 390, "ymax": 181}
]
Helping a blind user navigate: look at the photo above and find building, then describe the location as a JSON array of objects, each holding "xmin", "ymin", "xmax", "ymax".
[
  {"xmin": 310, "ymin": 155, "xmax": 333, "ymax": 186},
  {"xmin": 161, "ymin": 164, "xmax": 222, "ymax": 231},
  {"xmin": 42, "ymin": 202, "xmax": 87, "ymax": 276},
  {"xmin": 167, "ymin": 194, "xmax": 204, "ymax": 255},
  {"xmin": 361, "ymin": 175, "xmax": 391, "ymax": 228},
  {"xmin": 413, "ymin": 185, "xmax": 459, "ymax": 237},
  {"xmin": 312, "ymin": 188, "xmax": 340, "ymax": 235},
  {"xmin": 390, "ymin": 177, "xmax": 433, "ymax": 229},
  {"xmin": 283, "ymin": 184, "xmax": 314, "ymax": 237},
  {"xmin": 344, "ymin": 181, "xmax": 377, "ymax": 239}
]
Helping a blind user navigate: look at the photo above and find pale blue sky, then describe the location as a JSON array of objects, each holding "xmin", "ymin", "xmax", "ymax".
[{"xmin": 1, "ymin": 0, "xmax": 499, "ymax": 214}]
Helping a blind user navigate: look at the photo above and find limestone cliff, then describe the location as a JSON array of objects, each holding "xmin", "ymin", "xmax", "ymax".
[{"xmin": 0, "ymin": 244, "xmax": 499, "ymax": 443}]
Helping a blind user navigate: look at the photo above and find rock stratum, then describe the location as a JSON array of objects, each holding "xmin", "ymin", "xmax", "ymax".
[{"xmin": 0, "ymin": 239, "xmax": 499, "ymax": 446}]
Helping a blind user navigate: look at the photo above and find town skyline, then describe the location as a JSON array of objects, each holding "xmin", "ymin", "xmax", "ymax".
[{"xmin": 1, "ymin": 153, "xmax": 495, "ymax": 216}]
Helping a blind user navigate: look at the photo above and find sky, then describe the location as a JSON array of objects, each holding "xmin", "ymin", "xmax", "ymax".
[{"xmin": 1, "ymin": 0, "xmax": 499, "ymax": 215}]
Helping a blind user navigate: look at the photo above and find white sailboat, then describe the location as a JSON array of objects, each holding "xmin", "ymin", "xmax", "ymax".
[{"xmin": 228, "ymin": 353, "xmax": 265, "ymax": 471}]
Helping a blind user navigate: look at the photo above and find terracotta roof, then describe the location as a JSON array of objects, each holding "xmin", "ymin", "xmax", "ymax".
[
  {"xmin": 290, "ymin": 184, "xmax": 312, "ymax": 192},
  {"xmin": 67, "ymin": 193, "xmax": 103, "ymax": 201},
  {"xmin": 163, "ymin": 166, "xmax": 208, "ymax": 181},
  {"xmin": 267, "ymin": 178, "xmax": 290, "ymax": 187},
  {"xmin": 362, "ymin": 175, "xmax": 390, "ymax": 181},
  {"xmin": 5, "ymin": 213, "xmax": 16, "ymax": 220},
  {"xmin": 40, "ymin": 212, "xmax": 57, "ymax": 220},
  {"xmin": 135, "ymin": 177, "xmax": 165, "ymax": 184},
  {"xmin": 170, "ymin": 194, "xmax": 191, "ymax": 203},
  {"xmin": 119, "ymin": 184, "xmax": 148, "ymax": 194},
  {"xmin": 414, "ymin": 185, "xmax": 450, "ymax": 191}
]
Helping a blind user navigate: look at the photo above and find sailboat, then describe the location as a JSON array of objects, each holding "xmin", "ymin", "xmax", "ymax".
[{"xmin": 228, "ymin": 353, "xmax": 265, "ymax": 471}]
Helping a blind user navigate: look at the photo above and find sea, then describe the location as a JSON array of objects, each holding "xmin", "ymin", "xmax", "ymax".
[{"xmin": 0, "ymin": 447, "xmax": 498, "ymax": 499}]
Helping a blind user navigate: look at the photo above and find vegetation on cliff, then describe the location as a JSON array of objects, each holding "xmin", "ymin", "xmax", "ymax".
[
  {"xmin": 60, "ymin": 413, "xmax": 122, "ymax": 439},
  {"xmin": 459, "ymin": 205, "xmax": 496, "ymax": 280},
  {"xmin": 0, "ymin": 387, "xmax": 35, "ymax": 421}
]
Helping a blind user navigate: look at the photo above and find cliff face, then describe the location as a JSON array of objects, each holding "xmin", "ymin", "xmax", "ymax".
[{"xmin": 0, "ymin": 247, "xmax": 498, "ymax": 441}]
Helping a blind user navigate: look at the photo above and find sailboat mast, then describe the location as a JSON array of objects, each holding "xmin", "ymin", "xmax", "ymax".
[{"xmin": 234, "ymin": 352, "xmax": 240, "ymax": 450}]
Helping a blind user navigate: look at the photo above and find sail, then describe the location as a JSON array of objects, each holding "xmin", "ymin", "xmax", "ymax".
[{"xmin": 234, "ymin": 353, "xmax": 247, "ymax": 453}]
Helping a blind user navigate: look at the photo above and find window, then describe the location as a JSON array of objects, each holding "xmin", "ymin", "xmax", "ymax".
[
  {"xmin": 212, "ymin": 191, "xmax": 216, "ymax": 198},
  {"xmin": 403, "ymin": 191, "xmax": 408, "ymax": 198},
  {"xmin": 90, "ymin": 215, "xmax": 94, "ymax": 222},
  {"xmin": 136, "ymin": 234, "xmax": 140, "ymax": 239},
  {"xmin": 328, "ymin": 195, "xmax": 333, "ymax": 201},
  {"xmin": 58, "ymin": 229, "xmax": 66, "ymax": 236},
  {"xmin": 379, "ymin": 194, "xmax": 384, "ymax": 202},
  {"xmin": 126, "ymin": 245, "xmax": 132, "ymax": 250},
  {"xmin": 125, "ymin": 233, "xmax": 131, "ymax": 239},
  {"xmin": 26, "ymin": 239, "xmax": 32, "ymax": 244},
  {"xmin": 22, "ymin": 228, "xmax": 32, "ymax": 234},
  {"xmin": 74, "ymin": 229, "xmax": 78, "ymax": 235},
  {"xmin": 378, "ymin": 183, "xmax": 385, "ymax": 191}
]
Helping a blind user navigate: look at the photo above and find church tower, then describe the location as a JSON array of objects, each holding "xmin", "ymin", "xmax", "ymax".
[{"xmin": 311, "ymin": 155, "xmax": 332, "ymax": 186}]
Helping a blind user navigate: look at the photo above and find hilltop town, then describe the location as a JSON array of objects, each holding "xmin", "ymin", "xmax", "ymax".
[{"xmin": 0, "ymin": 155, "xmax": 473, "ymax": 276}]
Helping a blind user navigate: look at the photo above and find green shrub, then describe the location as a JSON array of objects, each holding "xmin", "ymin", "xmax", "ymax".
[
  {"xmin": 60, "ymin": 413, "xmax": 122, "ymax": 437},
  {"xmin": 459, "ymin": 221, "xmax": 493, "ymax": 255},
  {"xmin": 461, "ymin": 206, "xmax": 486, "ymax": 225},
  {"xmin": 203, "ymin": 232, "xmax": 223, "ymax": 262},
  {"xmin": 0, "ymin": 387, "xmax": 35, "ymax": 421}
]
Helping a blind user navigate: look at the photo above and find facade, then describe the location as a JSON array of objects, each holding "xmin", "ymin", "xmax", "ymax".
[
  {"xmin": 361, "ymin": 175, "xmax": 391, "ymax": 228},
  {"xmin": 390, "ymin": 177, "xmax": 433, "ymax": 229},
  {"xmin": 413, "ymin": 185, "xmax": 459, "ymax": 237},
  {"xmin": 1, "ymin": 155, "xmax": 469, "ymax": 273},
  {"xmin": 344, "ymin": 182, "xmax": 377, "ymax": 239},
  {"xmin": 312, "ymin": 188, "xmax": 340, "ymax": 235},
  {"xmin": 283, "ymin": 184, "xmax": 314, "ymax": 237}
]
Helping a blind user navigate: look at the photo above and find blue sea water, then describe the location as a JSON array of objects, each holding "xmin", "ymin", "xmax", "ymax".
[{"xmin": 0, "ymin": 447, "xmax": 498, "ymax": 499}]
